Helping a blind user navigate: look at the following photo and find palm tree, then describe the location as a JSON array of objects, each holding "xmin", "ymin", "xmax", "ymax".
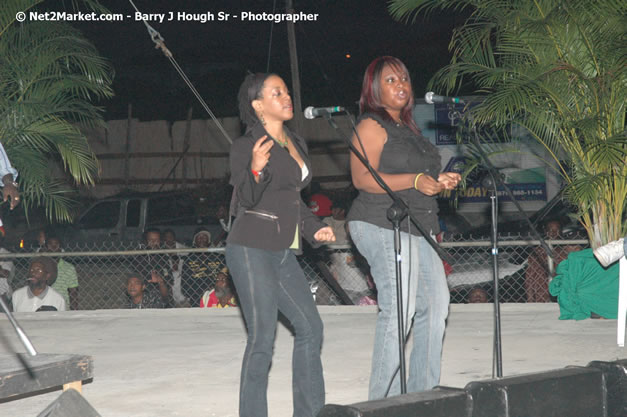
[
  {"xmin": 0, "ymin": 0, "xmax": 113, "ymax": 222},
  {"xmin": 389, "ymin": 0, "xmax": 626, "ymax": 248}
]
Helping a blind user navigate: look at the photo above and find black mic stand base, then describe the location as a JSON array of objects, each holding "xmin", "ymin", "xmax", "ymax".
[{"xmin": 387, "ymin": 201, "xmax": 408, "ymax": 395}]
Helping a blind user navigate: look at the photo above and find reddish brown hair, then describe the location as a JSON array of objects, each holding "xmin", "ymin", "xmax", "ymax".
[{"xmin": 359, "ymin": 56, "xmax": 420, "ymax": 135}]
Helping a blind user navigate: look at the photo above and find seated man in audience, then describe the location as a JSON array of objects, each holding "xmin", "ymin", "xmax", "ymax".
[
  {"xmin": 137, "ymin": 228, "xmax": 173, "ymax": 307},
  {"xmin": 125, "ymin": 273, "xmax": 168, "ymax": 309},
  {"xmin": 525, "ymin": 219, "xmax": 580, "ymax": 302},
  {"xmin": 182, "ymin": 229, "xmax": 222, "ymax": 307},
  {"xmin": 468, "ymin": 287, "xmax": 489, "ymax": 303},
  {"xmin": 35, "ymin": 228, "xmax": 47, "ymax": 252},
  {"xmin": 12, "ymin": 256, "xmax": 65, "ymax": 312},
  {"xmin": 200, "ymin": 268, "xmax": 237, "ymax": 308},
  {"xmin": 43, "ymin": 234, "xmax": 79, "ymax": 310}
]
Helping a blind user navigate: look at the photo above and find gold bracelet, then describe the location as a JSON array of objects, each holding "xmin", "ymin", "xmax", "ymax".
[{"xmin": 413, "ymin": 173, "xmax": 424, "ymax": 190}]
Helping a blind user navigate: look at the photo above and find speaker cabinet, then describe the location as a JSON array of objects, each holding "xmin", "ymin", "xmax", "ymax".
[
  {"xmin": 37, "ymin": 389, "xmax": 101, "ymax": 417},
  {"xmin": 318, "ymin": 386, "xmax": 472, "ymax": 417},
  {"xmin": 466, "ymin": 366, "xmax": 607, "ymax": 417},
  {"xmin": 588, "ymin": 359, "xmax": 627, "ymax": 417}
]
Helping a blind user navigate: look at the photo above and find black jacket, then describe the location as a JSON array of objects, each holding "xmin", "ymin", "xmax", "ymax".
[{"xmin": 227, "ymin": 121, "xmax": 324, "ymax": 252}]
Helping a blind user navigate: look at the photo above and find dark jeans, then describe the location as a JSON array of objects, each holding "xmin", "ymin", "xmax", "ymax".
[{"xmin": 226, "ymin": 243, "xmax": 325, "ymax": 417}]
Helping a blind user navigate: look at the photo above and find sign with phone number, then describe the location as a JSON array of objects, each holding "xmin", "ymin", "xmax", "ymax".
[{"xmin": 439, "ymin": 182, "xmax": 547, "ymax": 202}]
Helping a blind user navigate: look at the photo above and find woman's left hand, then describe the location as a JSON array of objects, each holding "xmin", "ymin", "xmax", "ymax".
[
  {"xmin": 437, "ymin": 172, "xmax": 461, "ymax": 190},
  {"xmin": 314, "ymin": 226, "xmax": 336, "ymax": 242}
]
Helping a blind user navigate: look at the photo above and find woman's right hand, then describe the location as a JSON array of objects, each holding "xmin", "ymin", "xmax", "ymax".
[
  {"xmin": 251, "ymin": 135, "xmax": 274, "ymax": 173},
  {"xmin": 415, "ymin": 174, "xmax": 445, "ymax": 196}
]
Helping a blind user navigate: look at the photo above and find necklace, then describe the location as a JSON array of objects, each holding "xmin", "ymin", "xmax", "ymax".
[{"xmin": 272, "ymin": 129, "xmax": 288, "ymax": 147}]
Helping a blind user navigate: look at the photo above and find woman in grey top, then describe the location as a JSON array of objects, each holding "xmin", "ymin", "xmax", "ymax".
[{"xmin": 347, "ymin": 56, "xmax": 460, "ymax": 400}]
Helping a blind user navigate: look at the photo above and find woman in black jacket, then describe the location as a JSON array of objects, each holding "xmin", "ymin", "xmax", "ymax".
[{"xmin": 225, "ymin": 73, "xmax": 335, "ymax": 417}]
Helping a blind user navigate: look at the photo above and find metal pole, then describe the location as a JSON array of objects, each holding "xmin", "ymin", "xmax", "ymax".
[
  {"xmin": 286, "ymin": 0, "xmax": 304, "ymax": 133},
  {"xmin": 392, "ymin": 216, "xmax": 407, "ymax": 394},
  {"xmin": 0, "ymin": 295, "xmax": 37, "ymax": 356},
  {"xmin": 490, "ymin": 193, "xmax": 503, "ymax": 377}
]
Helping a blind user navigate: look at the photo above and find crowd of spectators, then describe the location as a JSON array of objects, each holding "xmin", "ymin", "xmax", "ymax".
[
  {"xmin": 129, "ymin": 227, "xmax": 230, "ymax": 309},
  {"xmin": 0, "ymin": 187, "xmax": 589, "ymax": 312},
  {"xmin": 1, "ymin": 225, "xmax": 237, "ymax": 311}
]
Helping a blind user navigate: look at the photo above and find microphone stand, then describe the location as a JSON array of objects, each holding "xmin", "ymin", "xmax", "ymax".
[
  {"xmin": 0, "ymin": 295, "xmax": 37, "ymax": 356},
  {"xmin": 0, "ymin": 293, "xmax": 38, "ymax": 380},
  {"xmin": 321, "ymin": 111, "xmax": 453, "ymax": 395},
  {"xmin": 485, "ymin": 174, "xmax": 503, "ymax": 377},
  {"xmin": 449, "ymin": 104, "xmax": 555, "ymax": 378}
]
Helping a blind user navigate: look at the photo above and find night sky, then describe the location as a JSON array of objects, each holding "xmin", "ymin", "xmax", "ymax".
[{"xmin": 64, "ymin": 0, "xmax": 466, "ymax": 121}]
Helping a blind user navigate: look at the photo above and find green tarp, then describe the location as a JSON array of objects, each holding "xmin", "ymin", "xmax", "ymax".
[{"xmin": 549, "ymin": 248, "xmax": 619, "ymax": 320}]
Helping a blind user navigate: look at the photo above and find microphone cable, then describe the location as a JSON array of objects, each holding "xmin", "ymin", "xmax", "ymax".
[
  {"xmin": 297, "ymin": 24, "xmax": 343, "ymax": 106},
  {"xmin": 265, "ymin": 0, "xmax": 277, "ymax": 72},
  {"xmin": 126, "ymin": 0, "xmax": 232, "ymax": 145}
]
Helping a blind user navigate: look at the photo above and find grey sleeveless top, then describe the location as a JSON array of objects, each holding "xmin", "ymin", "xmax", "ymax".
[{"xmin": 347, "ymin": 112, "xmax": 441, "ymax": 235}]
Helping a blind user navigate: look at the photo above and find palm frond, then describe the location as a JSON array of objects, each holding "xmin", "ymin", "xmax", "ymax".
[
  {"xmin": 585, "ymin": 133, "xmax": 627, "ymax": 171},
  {"xmin": 391, "ymin": 0, "xmax": 627, "ymax": 245},
  {"xmin": 0, "ymin": 2, "xmax": 112, "ymax": 221},
  {"xmin": 0, "ymin": 0, "xmax": 109, "ymax": 39}
]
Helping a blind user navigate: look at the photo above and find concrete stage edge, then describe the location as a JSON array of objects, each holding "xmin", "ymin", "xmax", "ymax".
[{"xmin": 0, "ymin": 304, "xmax": 624, "ymax": 417}]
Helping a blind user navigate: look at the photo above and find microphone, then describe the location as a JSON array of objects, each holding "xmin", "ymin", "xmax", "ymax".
[
  {"xmin": 303, "ymin": 106, "xmax": 345, "ymax": 119},
  {"xmin": 424, "ymin": 92, "xmax": 464, "ymax": 104},
  {"xmin": 480, "ymin": 171, "xmax": 505, "ymax": 189}
]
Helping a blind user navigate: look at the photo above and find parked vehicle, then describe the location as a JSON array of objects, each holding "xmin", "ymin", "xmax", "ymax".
[
  {"xmin": 462, "ymin": 191, "xmax": 586, "ymax": 240},
  {"xmin": 15, "ymin": 191, "xmax": 224, "ymax": 250}
]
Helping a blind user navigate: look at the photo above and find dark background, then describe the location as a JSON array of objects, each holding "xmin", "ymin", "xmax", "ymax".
[{"xmin": 64, "ymin": 0, "xmax": 466, "ymax": 121}]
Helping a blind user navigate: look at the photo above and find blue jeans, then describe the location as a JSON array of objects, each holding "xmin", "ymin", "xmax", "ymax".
[
  {"xmin": 348, "ymin": 220, "xmax": 450, "ymax": 400},
  {"xmin": 225, "ymin": 243, "xmax": 324, "ymax": 417}
]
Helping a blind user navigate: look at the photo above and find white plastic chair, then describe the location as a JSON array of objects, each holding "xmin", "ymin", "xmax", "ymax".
[{"xmin": 618, "ymin": 256, "xmax": 626, "ymax": 347}]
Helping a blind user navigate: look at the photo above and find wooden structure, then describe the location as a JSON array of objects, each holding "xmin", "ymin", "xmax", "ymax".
[{"xmin": 0, "ymin": 354, "xmax": 93, "ymax": 401}]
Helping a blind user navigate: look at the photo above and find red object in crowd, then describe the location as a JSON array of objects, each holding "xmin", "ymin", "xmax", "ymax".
[
  {"xmin": 308, "ymin": 193, "xmax": 332, "ymax": 217},
  {"xmin": 436, "ymin": 232, "xmax": 453, "ymax": 276}
]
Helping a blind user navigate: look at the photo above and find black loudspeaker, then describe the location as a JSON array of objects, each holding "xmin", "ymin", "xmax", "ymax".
[
  {"xmin": 466, "ymin": 366, "xmax": 607, "ymax": 417},
  {"xmin": 588, "ymin": 359, "xmax": 627, "ymax": 417},
  {"xmin": 37, "ymin": 389, "xmax": 102, "ymax": 417},
  {"xmin": 317, "ymin": 386, "xmax": 472, "ymax": 417}
]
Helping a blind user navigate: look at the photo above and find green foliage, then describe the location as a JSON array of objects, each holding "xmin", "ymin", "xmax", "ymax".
[
  {"xmin": 390, "ymin": 0, "xmax": 627, "ymax": 246},
  {"xmin": 0, "ymin": 1, "xmax": 113, "ymax": 223}
]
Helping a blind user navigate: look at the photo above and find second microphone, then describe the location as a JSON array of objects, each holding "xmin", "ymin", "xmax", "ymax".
[{"xmin": 304, "ymin": 106, "xmax": 345, "ymax": 119}]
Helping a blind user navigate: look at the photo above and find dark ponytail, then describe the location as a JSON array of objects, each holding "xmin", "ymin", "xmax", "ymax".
[{"xmin": 237, "ymin": 72, "xmax": 275, "ymax": 128}]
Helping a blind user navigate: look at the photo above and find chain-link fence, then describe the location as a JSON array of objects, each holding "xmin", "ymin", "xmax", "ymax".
[
  {"xmin": 0, "ymin": 236, "xmax": 589, "ymax": 310},
  {"xmin": 441, "ymin": 235, "xmax": 589, "ymax": 303}
]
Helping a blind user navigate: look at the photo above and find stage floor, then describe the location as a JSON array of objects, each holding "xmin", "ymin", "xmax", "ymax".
[{"xmin": 1, "ymin": 304, "xmax": 624, "ymax": 417}]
